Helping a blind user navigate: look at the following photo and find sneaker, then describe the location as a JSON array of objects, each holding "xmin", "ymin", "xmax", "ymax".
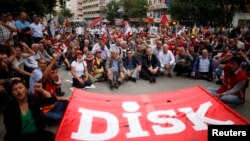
[
  {"xmin": 149, "ymin": 77, "xmax": 154, "ymax": 83},
  {"xmin": 130, "ymin": 77, "xmax": 136, "ymax": 82},
  {"xmin": 114, "ymin": 82, "xmax": 119, "ymax": 89},
  {"xmin": 110, "ymin": 82, "xmax": 114, "ymax": 89},
  {"xmin": 168, "ymin": 73, "xmax": 172, "ymax": 78},
  {"xmin": 152, "ymin": 77, "xmax": 156, "ymax": 83},
  {"xmin": 117, "ymin": 81, "xmax": 122, "ymax": 85}
]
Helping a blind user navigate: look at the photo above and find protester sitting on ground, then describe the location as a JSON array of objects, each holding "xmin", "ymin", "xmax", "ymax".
[
  {"xmin": 3, "ymin": 80, "xmax": 55, "ymax": 141},
  {"xmin": 118, "ymin": 41, "xmax": 129, "ymax": 59},
  {"xmin": 133, "ymin": 43, "xmax": 145, "ymax": 65},
  {"xmin": 29, "ymin": 58, "xmax": 47, "ymax": 95},
  {"xmin": 64, "ymin": 43, "xmax": 77, "ymax": 70},
  {"xmin": 92, "ymin": 49, "xmax": 105, "ymax": 82},
  {"xmin": 38, "ymin": 58, "xmax": 68, "ymax": 123},
  {"xmin": 174, "ymin": 47, "xmax": 192, "ymax": 76},
  {"xmin": 141, "ymin": 47, "xmax": 160, "ymax": 83},
  {"xmin": 23, "ymin": 43, "xmax": 41, "ymax": 72},
  {"xmin": 71, "ymin": 50, "xmax": 92, "ymax": 88},
  {"xmin": 191, "ymin": 48, "xmax": 214, "ymax": 81},
  {"xmin": 152, "ymin": 40, "xmax": 163, "ymax": 59},
  {"xmin": 123, "ymin": 49, "xmax": 141, "ymax": 82},
  {"xmin": 37, "ymin": 43, "xmax": 52, "ymax": 62},
  {"xmin": 91, "ymin": 39, "xmax": 110, "ymax": 63},
  {"xmin": 187, "ymin": 46, "xmax": 198, "ymax": 66},
  {"xmin": 11, "ymin": 43, "xmax": 36, "ymax": 85},
  {"xmin": 208, "ymin": 55, "xmax": 249, "ymax": 105},
  {"xmin": 105, "ymin": 48, "xmax": 125, "ymax": 89},
  {"xmin": 0, "ymin": 49, "xmax": 20, "ymax": 111},
  {"xmin": 85, "ymin": 51, "xmax": 96, "ymax": 82},
  {"xmin": 158, "ymin": 44, "xmax": 176, "ymax": 78},
  {"xmin": 43, "ymin": 39, "xmax": 54, "ymax": 56}
]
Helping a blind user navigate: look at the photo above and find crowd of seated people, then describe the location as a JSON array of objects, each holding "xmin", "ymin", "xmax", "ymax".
[{"xmin": 0, "ymin": 11, "xmax": 250, "ymax": 140}]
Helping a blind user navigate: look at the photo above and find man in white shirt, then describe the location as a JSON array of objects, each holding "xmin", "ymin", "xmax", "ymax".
[
  {"xmin": 75, "ymin": 25, "xmax": 84, "ymax": 37},
  {"xmin": 159, "ymin": 44, "xmax": 176, "ymax": 78},
  {"xmin": 24, "ymin": 43, "xmax": 41, "ymax": 72}
]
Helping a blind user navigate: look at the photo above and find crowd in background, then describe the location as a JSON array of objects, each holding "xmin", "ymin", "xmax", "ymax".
[{"xmin": 0, "ymin": 11, "xmax": 250, "ymax": 140}]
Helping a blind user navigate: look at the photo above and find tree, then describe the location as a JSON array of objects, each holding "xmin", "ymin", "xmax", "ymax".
[
  {"xmin": 122, "ymin": 0, "xmax": 147, "ymax": 20},
  {"xmin": 58, "ymin": 8, "xmax": 73, "ymax": 24},
  {"xmin": 102, "ymin": 0, "xmax": 122, "ymax": 25},
  {"xmin": 0, "ymin": 0, "xmax": 57, "ymax": 17},
  {"xmin": 58, "ymin": 0, "xmax": 70, "ymax": 10},
  {"xmin": 169, "ymin": 0, "xmax": 247, "ymax": 26},
  {"xmin": 60, "ymin": 8, "xmax": 73, "ymax": 18}
]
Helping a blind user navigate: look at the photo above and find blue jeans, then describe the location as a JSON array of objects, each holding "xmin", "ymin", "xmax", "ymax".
[
  {"xmin": 207, "ymin": 87, "xmax": 243, "ymax": 105},
  {"xmin": 214, "ymin": 67, "xmax": 222, "ymax": 79},
  {"xmin": 44, "ymin": 101, "xmax": 68, "ymax": 122}
]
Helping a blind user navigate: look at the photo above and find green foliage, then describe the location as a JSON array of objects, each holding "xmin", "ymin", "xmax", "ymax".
[
  {"xmin": 60, "ymin": 8, "xmax": 73, "ymax": 18},
  {"xmin": 0, "ymin": 0, "xmax": 57, "ymax": 17},
  {"xmin": 102, "ymin": 0, "xmax": 122, "ymax": 24},
  {"xmin": 122, "ymin": 0, "xmax": 147, "ymax": 19},
  {"xmin": 58, "ymin": 0, "xmax": 70, "ymax": 11},
  {"xmin": 169, "ymin": 0, "xmax": 246, "ymax": 25}
]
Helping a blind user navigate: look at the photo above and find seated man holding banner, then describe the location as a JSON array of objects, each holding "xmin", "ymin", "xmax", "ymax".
[{"xmin": 208, "ymin": 55, "xmax": 249, "ymax": 105}]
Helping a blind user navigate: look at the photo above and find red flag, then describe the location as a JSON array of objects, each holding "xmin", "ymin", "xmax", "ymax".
[
  {"xmin": 65, "ymin": 18, "xmax": 70, "ymax": 28},
  {"xmin": 160, "ymin": 12, "xmax": 169, "ymax": 28},
  {"xmin": 91, "ymin": 17, "xmax": 103, "ymax": 26}
]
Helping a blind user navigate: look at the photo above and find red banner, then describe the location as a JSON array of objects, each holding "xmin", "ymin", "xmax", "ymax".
[
  {"xmin": 144, "ymin": 17, "xmax": 155, "ymax": 23},
  {"xmin": 56, "ymin": 86, "xmax": 249, "ymax": 141}
]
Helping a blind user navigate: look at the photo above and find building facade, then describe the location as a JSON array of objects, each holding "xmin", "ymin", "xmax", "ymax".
[
  {"xmin": 147, "ymin": 0, "xmax": 171, "ymax": 23},
  {"xmin": 232, "ymin": 0, "xmax": 250, "ymax": 26},
  {"xmin": 82, "ymin": 0, "xmax": 106, "ymax": 21},
  {"xmin": 67, "ymin": 0, "xmax": 84, "ymax": 21}
]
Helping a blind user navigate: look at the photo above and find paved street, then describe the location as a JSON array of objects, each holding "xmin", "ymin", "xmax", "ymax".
[{"xmin": 1, "ymin": 66, "xmax": 249, "ymax": 139}]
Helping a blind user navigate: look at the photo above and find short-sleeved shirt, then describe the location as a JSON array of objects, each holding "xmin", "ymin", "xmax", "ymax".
[
  {"xmin": 30, "ymin": 23, "xmax": 44, "ymax": 38},
  {"xmin": 71, "ymin": 60, "xmax": 87, "ymax": 77},
  {"xmin": 15, "ymin": 20, "xmax": 30, "ymax": 30}
]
